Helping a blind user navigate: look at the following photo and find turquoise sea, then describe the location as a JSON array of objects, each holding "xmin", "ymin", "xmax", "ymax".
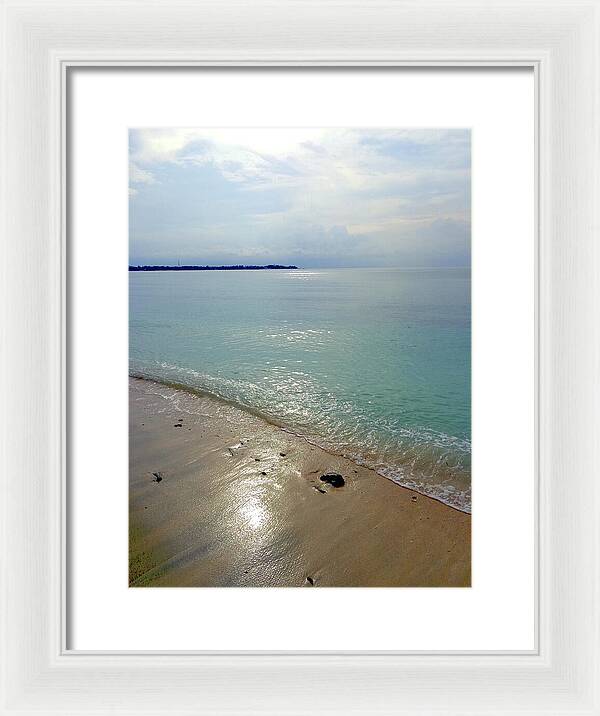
[{"xmin": 129, "ymin": 267, "xmax": 471, "ymax": 512}]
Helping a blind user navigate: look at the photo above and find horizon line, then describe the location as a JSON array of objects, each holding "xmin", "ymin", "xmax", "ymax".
[
  {"xmin": 129, "ymin": 264, "xmax": 299, "ymax": 272},
  {"xmin": 129, "ymin": 263, "xmax": 471, "ymax": 270}
]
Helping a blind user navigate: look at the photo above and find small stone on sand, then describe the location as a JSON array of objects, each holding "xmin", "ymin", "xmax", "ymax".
[{"xmin": 320, "ymin": 473, "xmax": 345, "ymax": 488}]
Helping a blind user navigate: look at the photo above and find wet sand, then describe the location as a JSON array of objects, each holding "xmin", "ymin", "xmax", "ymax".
[{"xmin": 129, "ymin": 377, "xmax": 471, "ymax": 587}]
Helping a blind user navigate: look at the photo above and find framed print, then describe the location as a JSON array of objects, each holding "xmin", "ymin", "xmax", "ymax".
[{"xmin": 1, "ymin": 1, "xmax": 599, "ymax": 714}]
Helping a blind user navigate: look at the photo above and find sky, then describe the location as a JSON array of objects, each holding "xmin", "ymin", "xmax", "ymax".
[{"xmin": 129, "ymin": 128, "xmax": 470, "ymax": 268}]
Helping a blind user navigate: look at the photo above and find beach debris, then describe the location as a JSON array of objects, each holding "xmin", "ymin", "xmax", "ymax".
[
  {"xmin": 260, "ymin": 471, "xmax": 267, "ymax": 476},
  {"xmin": 254, "ymin": 457, "xmax": 261, "ymax": 461},
  {"xmin": 306, "ymin": 576, "xmax": 314, "ymax": 586},
  {"xmin": 279, "ymin": 452, "xmax": 286, "ymax": 457},
  {"xmin": 227, "ymin": 442, "xmax": 246, "ymax": 456},
  {"xmin": 313, "ymin": 486, "xmax": 327, "ymax": 494},
  {"xmin": 152, "ymin": 472, "xmax": 164, "ymax": 483},
  {"xmin": 319, "ymin": 473, "xmax": 345, "ymax": 488},
  {"xmin": 411, "ymin": 495, "xmax": 418, "ymax": 502}
]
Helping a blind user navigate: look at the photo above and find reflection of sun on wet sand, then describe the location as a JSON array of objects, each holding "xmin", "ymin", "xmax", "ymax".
[{"xmin": 129, "ymin": 377, "xmax": 471, "ymax": 587}]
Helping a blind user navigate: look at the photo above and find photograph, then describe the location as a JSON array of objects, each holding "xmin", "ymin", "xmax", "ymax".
[{"xmin": 128, "ymin": 127, "xmax": 471, "ymax": 587}]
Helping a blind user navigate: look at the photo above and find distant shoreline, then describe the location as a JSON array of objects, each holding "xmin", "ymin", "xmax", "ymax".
[{"xmin": 129, "ymin": 264, "xmax": 299, "ymax": 272}]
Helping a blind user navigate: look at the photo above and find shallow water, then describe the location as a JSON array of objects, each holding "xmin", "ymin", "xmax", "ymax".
[{"xmin": 130, "ymin": 267, "xmax": 471, "ymax": 511}]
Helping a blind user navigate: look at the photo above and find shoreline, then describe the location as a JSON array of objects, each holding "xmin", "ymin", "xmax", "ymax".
[
  {"xmin": 130, "ymin": 371, "xmax": 471, "ymax": 514},
  {"xmin": 129, "ymin": 377, "xmax": 471, "ymax": 587}
]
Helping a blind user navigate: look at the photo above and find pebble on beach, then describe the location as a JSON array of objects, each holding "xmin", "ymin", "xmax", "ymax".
[{"xmin": 319, "ymin": 473, "xmax": 345, "ymax": 488}]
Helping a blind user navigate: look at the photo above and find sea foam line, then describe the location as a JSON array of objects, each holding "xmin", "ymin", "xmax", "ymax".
[{"xmin": 130, "ymin": 367, "xmax": 472, "ymax": 514}]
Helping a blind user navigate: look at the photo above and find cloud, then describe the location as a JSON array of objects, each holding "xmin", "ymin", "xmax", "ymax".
[
  {"xmin": 129, "ymin": 128, "xmax": 470, "ymax": 267},
  {"xmin": 129, "ymin": 163, "xmax": 157, "ymax": 186}
]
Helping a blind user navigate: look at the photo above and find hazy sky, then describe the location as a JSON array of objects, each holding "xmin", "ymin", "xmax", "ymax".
[{"xmin": 129, "ymin": 128, "xmax": 470, "ymax": 268}]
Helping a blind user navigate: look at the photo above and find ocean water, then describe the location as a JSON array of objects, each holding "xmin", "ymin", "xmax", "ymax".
[{"xmin": 130, "ymin": 267, "xmax": 471, "ymax": 512}]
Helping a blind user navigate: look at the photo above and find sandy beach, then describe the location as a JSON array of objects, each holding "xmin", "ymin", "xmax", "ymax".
[{"xmin": 129, "ymin": 376, "xmax": 471, "ymax": 587}]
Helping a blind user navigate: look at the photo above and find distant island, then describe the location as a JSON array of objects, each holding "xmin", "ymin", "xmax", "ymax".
[{"xmin": 129, "ymin": 264, "xmax": 299, "ymax": 272}]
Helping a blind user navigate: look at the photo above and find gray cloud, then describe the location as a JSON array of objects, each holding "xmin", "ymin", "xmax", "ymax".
[{"xmin": 129, "ymin": 128, "xmax": 470, "ymax": 267}]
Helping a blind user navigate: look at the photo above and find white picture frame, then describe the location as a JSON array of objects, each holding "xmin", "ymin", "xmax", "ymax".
[{"xmin": 1, "ymin": 0, "xmax": 599, "ymax": 713}]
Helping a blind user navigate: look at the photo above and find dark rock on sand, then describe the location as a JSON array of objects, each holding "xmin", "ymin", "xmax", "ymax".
[
  {"xmin": 320, "ymin": 473, "xmax": 345, "ymax": 488},
  {"xmin": 152, "ymin": 472, "xmax": 163, "ymax": 483},
  {"xmin": 306, "ymin": 576, "xmax": 314, "ymax": 585}
]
